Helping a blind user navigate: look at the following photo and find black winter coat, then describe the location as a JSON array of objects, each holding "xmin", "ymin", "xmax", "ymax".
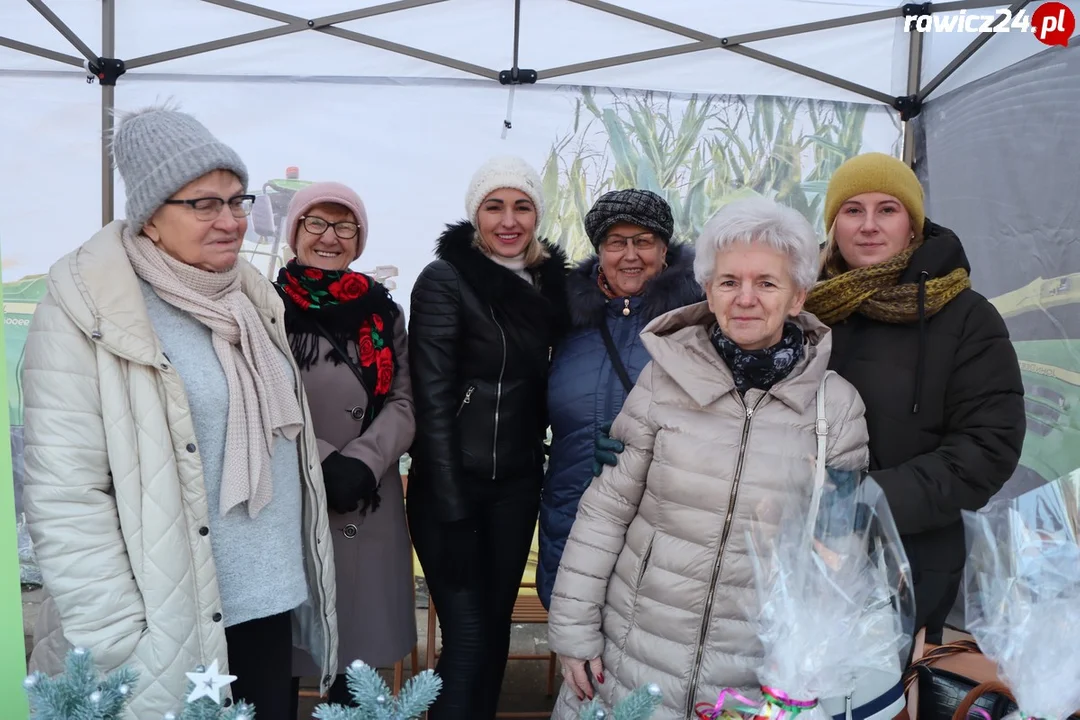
[
  {"xmin": 407, "ymin": 221, "xmax": 569, "ymax": 523},
  {"xmin": 827, "ymin": 220, "xmax": 1026, "ymax": 637}
]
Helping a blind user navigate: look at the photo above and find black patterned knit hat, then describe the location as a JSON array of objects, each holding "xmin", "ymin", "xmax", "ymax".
[{"xmin": 584, "ymin": 189, "xmax": 675, "ymax": 250}]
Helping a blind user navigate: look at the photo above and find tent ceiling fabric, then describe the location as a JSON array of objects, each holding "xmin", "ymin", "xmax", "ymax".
[{"xmin": 2, "ymin": 0, "xmax": 1074, "ymax": 104}]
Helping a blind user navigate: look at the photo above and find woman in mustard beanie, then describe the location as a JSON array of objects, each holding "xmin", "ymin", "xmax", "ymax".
[{"xmin": 804, "ymin": 152, "xmax": 1026, "ymax": 643}]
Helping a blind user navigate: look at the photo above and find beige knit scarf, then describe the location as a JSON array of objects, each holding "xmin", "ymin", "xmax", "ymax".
[{"xmin": 123, "ymin": 227, "xmax": 303, "ymax": 518}]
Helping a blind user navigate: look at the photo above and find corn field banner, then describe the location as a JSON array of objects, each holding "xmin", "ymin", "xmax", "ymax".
[{"xmin": 1, "ymin": 79, "xmax": 901, "ymax": 661}]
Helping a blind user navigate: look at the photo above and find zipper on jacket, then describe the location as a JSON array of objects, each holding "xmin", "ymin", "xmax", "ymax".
[
  {"xmin": 489, "ymin": 306, "xmax": 507, "ymax": 480},
  {"xmin": 684, "ymin": 392, "xmax": 766, "ymax": 718},
  {"xmin": 456, "ymin": 385, "xmax": 475, "ymax": 417}
]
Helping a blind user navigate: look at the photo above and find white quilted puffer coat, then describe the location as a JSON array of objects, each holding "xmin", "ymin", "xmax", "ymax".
[
  {"xmin": 22, "ymin": 221, "xmax": 339, "ymax": 718},
  {"xmin": 548, "ymin": 302, "xmax": 869, "ymax": 720}
]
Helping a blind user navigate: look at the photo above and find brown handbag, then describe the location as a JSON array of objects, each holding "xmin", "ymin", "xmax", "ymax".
[
  {"xmin": 906, "ymin": 632, "xmax": 1080, "ymax": 720},
  {"xmin": 902, "ymin": 629, "xmax": 1003, "ymax": 720}
]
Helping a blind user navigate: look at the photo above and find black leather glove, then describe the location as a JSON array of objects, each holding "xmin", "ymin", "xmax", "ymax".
[
  {"xmin": 440, "ymin": 518, "xmax": 481, "ymax": 590},
  {"xmin": 592, "ymin": 422, "xmax": 625, "ymax": 477},
  {"xmin": 321, "ymin": 452, "xmax": 380, "ymax": 516}
]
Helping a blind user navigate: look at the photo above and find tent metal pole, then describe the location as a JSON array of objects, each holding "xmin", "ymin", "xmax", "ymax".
[
  {"xmin": 569, "ymin": 0, "xmax": 1008, "ymax": 46},
  {"xmin": 918, "ymin": 0, "xmax": 1032, "ymax": 101},
  {"xmin": 725, "ymin": 46, "xmax": 896, "ymax": 105},
  {"xmin": 200, "ymin": 0, "xmax": 445, "ymax": 26},
  {"xmin": 26, "ymin": 0, "xmax": 97, "ymax": 64},
  {"xmin": 125, "ymin": 26, "xmax": 305, "ymax": 70},
  {"xmin": 541, "ymin": 41, "xmax": 717, "ymax": 78},
  {"xmin": 0, "ymin": 36, "xmax": 82, "ymax": 66},
  {"xmin": 512, "ymin": 0, "xmax": 521, "ymax": 68},
  {"xmin": 128, "ymin": 0, "xmax": 489, "ymax": 78},
  {"xmin": 545, "ymin": 42, "xmax": 892, "ymax": 106},
  {"xmin": 902, "ymin": 24, "xmax": 924, "ymax": 166},
  {"xmin": 318, "ymin": 26, "xmax": 498, "ymax": 79},
  {"xmin": 101, "ymin": 0, "xmax": 116, "ymax": 226}
]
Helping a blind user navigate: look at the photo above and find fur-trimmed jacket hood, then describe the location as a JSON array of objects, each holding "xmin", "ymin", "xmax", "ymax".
[
  {"xmin": 434, "ymin": 220, "xmax": 570, "ymax": 345},
  {"xmin": 565, "ymin": 242, "xmax": 702, "ymax": 329}
]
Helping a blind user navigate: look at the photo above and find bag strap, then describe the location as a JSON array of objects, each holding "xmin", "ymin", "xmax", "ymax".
[
  {"xmin": 600, "ymin": 319, "xmax": 634, "ymax": 394},
  {"xmin": 310, "ymin": 316, "xmax": 376, "ymax": 433},
  {"xmin": 806, "ymin": 370, "xmax": 835, "ymax": 531},
  {"xmin": 814, "ymin": 369, "xmax": 834, "ymax": 491}
]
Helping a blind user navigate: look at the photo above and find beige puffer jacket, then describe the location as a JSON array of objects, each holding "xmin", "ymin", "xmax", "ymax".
[
  {"xmin": 22, "ymin": 221, "xmax": 338, "ymax": 718},
  {"xmin": 548, "ymin": 302, "xmax": 869, "ymax": 720}
]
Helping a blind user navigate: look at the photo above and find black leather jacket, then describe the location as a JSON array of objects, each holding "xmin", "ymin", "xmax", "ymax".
[{"xmin": 407, "ymin": 221, "xmax": 569, "ymax": 522}]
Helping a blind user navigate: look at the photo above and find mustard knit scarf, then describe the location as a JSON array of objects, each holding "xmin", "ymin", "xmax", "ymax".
[{"xmin": 805, "ymin": 242, "xmax": 971, "ymax": 325}]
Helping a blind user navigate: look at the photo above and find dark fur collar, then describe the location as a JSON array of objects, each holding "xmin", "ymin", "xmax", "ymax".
[
  {"xmin": 434, "ymin": 220, "xmax": 570, "ymax": 339},
  {"xmin": 566, "ymin": 242, "xmax": 703, "ymax": 329}
]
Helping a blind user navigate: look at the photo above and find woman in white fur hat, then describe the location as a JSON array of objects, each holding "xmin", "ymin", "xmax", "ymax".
[{"xmin": 406, "ymin": 155, "xmax": 570, "ymax": 719}]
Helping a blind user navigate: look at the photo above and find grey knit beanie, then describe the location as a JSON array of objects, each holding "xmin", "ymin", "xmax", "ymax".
[
  {"xmin": 584, "ymin": 189, "xmax": 674, "ymax": 250},
  {"xmin": 113, "ymin": 105, "xmax": 249, "ymax": 228}
]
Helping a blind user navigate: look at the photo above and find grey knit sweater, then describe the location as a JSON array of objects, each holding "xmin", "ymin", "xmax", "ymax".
[{"xmin": 140, "ymin": 280, "xmax": 309, "ymax": 627}]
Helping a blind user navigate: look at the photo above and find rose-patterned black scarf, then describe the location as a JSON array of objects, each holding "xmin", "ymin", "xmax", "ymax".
[
  {"xmin": 710, "ymin": 321, "xmax": 805, "ymax": 394},
  {"xmin": 275, "ymin": 259, "xmax": 400, "ymax": 420}
]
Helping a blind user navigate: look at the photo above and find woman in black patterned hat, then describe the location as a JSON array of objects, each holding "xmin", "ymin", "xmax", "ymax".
[{"xmin": 538, "ymin": 189, "xmax": 703, "ymax": 610}]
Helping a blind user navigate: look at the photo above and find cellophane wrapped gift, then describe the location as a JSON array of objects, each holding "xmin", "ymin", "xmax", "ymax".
[
  {"xmin": 707, "ymin": 469, "xmax": 915, "ymax": 720},
  {"xmin": 963, "ymin": 468, "xmax": 1080, "ymax": 720}
]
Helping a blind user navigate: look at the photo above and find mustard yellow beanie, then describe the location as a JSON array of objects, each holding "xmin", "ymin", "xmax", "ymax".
[{"xmin": 824, "ymin": 153, "xmax": 926, "ymax": 238}]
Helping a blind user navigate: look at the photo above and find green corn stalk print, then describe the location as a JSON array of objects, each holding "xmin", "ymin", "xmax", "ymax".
[{"xmin": 538, "ymin": 88, "xmax": 881, "ymax": 262}]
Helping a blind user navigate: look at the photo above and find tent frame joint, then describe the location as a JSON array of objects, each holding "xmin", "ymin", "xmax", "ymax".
[
  {"xmin": 499, "ymin": 67, "xmax": 537, "ymax": 85},
  {"xmin": 87, "ymin": 57, "xmax": 126, "ymax": 86},
  {"xmin": 902, "ymin": 3, "xmax": 933, "ymax": 17},
  {"xmin": 894, "ymin": 93, "xmax": 923, "ymax": 121}
]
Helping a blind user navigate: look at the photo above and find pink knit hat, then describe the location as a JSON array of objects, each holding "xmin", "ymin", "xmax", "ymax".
[{"xmin": 285, "ymin": 181, "xmax": 369, "ymax": 260}]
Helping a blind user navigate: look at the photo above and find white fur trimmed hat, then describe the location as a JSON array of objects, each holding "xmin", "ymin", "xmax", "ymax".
[{"xmin": 464, "ymin": 155, "xmax": 545, "ymax": 227}]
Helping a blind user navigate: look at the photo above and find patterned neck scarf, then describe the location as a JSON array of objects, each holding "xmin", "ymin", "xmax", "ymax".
[
  {"xmin": 275, "ymin": 260, "xmax": 399, "ymax": 424},
  {"xmin": 710, "ymin": 321, "xmax": 805, "ymax": 394}
]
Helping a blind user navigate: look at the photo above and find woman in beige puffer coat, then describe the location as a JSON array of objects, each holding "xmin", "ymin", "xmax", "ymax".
[
  {"xmin": 547, "ymin": 197, "xmax": 869, "ymax": 720},
  {"xmin": 22, "ymin": 107, "xmax": 337, "ymax": 719}
]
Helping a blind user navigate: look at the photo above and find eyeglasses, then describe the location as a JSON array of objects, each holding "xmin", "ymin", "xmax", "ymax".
[
  {"xmin": 163, "ymin": 194, "xmax": 256, "ymax": 221},
  {"xmin": 300, "ymin": 215, "xmax": 360, "ymax": 240},
  {"xmin": 601, "ymin": 232, "xmax": 659, "ymax": 253}
]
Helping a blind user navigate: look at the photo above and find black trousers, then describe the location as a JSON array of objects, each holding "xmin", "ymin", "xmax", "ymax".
[
  {"xmin": 225, "ymin": 611, "xmax": 293, "ymax": 720},
  {"xmin": 408, "ymin": 473, "xmax": 542, "ymax": 720}
]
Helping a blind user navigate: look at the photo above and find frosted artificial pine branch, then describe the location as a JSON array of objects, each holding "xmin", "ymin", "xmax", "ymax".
[
  {"xmin": 577, "ymin": 683, "xmax": 663, "ymax": 720},
  {"xmin": 24, "ymin": 647, "xmax": 138, "ymax": 720},
  {"xmin": 163, "ymin": 667, "xmax": 255, "ymax": 720},
  {"xmin": 313, "ymin": 660, "xmax": 443, "ymax": 720},
  {"xmin": 24, "ymin": 647, "xmax": 255, "ymax": 720}
]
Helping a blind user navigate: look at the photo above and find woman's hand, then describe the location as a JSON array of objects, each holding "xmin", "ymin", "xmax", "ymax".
[
  {"xmin": 592, "ymin": 422, "xmax": 625, "ymax": 477},
  {"xmin": 558, "ymin": 655, "xmax": 604, "ymax": 700}
]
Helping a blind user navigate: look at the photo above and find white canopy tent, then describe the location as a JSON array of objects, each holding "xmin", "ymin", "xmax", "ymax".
[
  {"xmin": 0, "ymin": 0, "xmax": 1067, "ymax": 227},
  {"xmin": 2, "ymin": 0, "xmax": 1079, "ymax": 669}
]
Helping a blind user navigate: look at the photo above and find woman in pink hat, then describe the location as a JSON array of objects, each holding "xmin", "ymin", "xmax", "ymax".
[{"xmin": 274, "ymin": 182, "xmax": 417, "ymax": 711}]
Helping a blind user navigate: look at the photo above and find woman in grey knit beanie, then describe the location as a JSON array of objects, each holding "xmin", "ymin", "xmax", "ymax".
[{"xmin": 21, "ymin": 104, "xmax": 338, "ymax": 719}]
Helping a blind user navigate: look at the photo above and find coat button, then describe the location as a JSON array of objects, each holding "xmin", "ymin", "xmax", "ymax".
[
  {"xmin": 349, "ymin": 406, "xmax": 364, "ymax": 420},
  {"xmin": 160, "ymin": 363, "xmax": 169, "ymax": 370},
  {"xmin": 270, "ymin": 317, "xmax": 276, "ymax": 324},
  {"xmin": 186, "ymin": 443, "xmax": 196, "ymax": 453},
  {"xmin": 323, "ymin": 674, "xmax": 333, "ymax": 685},
  {"xmin": 212, "ymin": 612, "xmax": 222, "ymax": 622},
  {"xmin": 343, "ymin": 524, "xmax": 358, "ymax": 538},
  {"xmin": 199, "ymin": 527, "xmax": 209, "ymax": 536},
  {"xmin": 223, "ymin": 698, "xmax": 232, "ymax": 708}
]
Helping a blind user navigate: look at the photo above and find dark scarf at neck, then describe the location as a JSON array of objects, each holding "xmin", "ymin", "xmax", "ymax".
[
  {"xmin": 710, "ymin": 321, "xmax": 805, "ymax": 394},
  {"xmin": 275, "ymin": 259, "xmax": 400, "ymax": 416}
]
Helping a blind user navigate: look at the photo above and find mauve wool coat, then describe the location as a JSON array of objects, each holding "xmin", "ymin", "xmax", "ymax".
[{"xmin": 291, "ymin": 306, "xmax": 418, "ymax": 674}]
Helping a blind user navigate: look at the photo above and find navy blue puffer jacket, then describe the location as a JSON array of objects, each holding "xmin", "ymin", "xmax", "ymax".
[{"xmin": 538, "ymin": 243, "xmax": 702, "ymax": 608}]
